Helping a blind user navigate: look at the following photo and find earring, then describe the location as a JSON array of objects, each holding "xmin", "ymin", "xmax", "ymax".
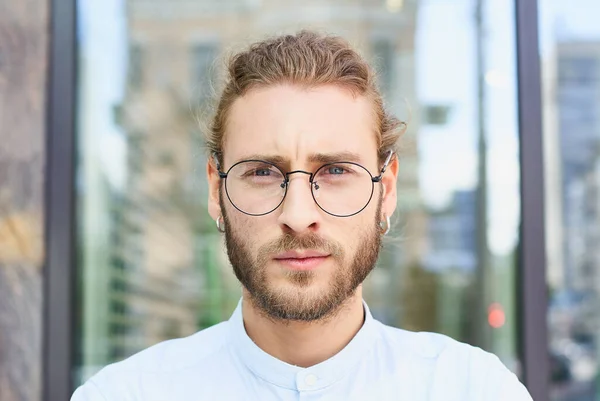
[
  {"xmin": 216, "ymin": 215, "xmax": 226, "ymax": 233},
  {"xmin": 379, "ymin": 214, "xmax": 391, "ymax": 236}
]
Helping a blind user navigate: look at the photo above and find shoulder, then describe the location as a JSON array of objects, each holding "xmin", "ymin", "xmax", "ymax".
[
  {"xmin": 103, "ymin": 321, "xmax": 230, "ymax": 374},
  {"xmin": 375, "ymin": 321, "xmax": 471, "ymax": 360},
  {"xmin": 375, "ymin": 322, "xmax": 532, "ymax": 400},
  {"xmin": 71, "ymin": 322, "xmax": 230, "ymax": 400}
]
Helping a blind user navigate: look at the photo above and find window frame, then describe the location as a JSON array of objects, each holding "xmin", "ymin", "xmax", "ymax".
[{"xmin": 44, "ymin": 0, "xmax": 77, "ymax": 400}]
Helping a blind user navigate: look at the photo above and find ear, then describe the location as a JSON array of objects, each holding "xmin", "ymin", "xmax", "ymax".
[
  {"xmin": 380, "ymin": 156, "xmax": 399, "ymax": 218},
  {"xmin": 206, "ymin": 157, "xmax": 222, "ymax": 221}
]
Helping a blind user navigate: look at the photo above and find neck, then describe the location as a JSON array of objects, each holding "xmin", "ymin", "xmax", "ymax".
[{"xmin": 241, "ymin": 288, "xmax": 365, "ymax": 368}]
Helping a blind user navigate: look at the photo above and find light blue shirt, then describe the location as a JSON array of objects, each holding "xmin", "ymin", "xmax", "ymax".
[{"xmin": 72, "ymin": 300, "xmax": 533, "ymax": 400}]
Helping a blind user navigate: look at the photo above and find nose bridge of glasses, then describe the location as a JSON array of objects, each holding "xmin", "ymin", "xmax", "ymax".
[
  {"xmin": 284, "ymin": 170, "xmax": 314, "ymax": 184},
  {"xmin": 282, "ymin": 170, "xmax": 318, "ymax": 203},
  {"xmin": 279, "ymin": 169, "xmax": 320, "ymax": 226}
]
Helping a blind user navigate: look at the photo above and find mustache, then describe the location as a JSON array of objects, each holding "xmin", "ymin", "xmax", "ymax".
[{"xmin": 258, "ymin": 232, "xmax": 344, "ymax": 259}]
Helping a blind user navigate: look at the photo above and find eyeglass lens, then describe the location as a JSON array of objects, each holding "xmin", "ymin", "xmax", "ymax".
[{"xmin": 224, "ymin": 161, "xmax": 375, "ymax": 217}]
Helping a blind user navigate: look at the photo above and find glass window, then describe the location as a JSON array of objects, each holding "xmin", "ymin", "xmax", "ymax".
[
  {"xmin": 541, "ymin": 0, "xmax": 600, "ymax": 398},
  {"xmin": 74, "ymin": 0, "xmax": 522, "ymax": 386}
]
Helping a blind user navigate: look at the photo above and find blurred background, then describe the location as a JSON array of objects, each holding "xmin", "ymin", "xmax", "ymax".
[{"xmin": 0, "ymin": 0, "xmax": 599, "ymax": 400}]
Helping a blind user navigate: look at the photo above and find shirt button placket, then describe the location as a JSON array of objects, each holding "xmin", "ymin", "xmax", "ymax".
[
  {"xmin": 298, "ymin": 372, "xmax": 319, "ymax": 401},
  {"xmin": 296, "ymin": 371, "xmax": 319, "ymax": 393},
  {"xmin": 305, "ymin": 374, "xmax": 317, "ymax": 387}
]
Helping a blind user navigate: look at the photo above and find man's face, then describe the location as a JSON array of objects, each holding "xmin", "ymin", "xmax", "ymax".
[{"xmin": 208, "ymin": 84, "xmax": 398, "ymax": 322}]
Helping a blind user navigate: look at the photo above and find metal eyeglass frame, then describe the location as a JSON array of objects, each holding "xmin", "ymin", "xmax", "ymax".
[{"xmin": 214, "ymin": 150, "xmax": 395, "ymax": 218}]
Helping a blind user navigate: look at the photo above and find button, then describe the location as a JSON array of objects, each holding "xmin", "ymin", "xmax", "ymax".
[{"xmin": 305, "ymin": 374, "xmax": 318, "ymax": 386}]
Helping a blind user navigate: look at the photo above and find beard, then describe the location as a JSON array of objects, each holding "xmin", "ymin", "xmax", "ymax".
[{"xmin": 221, "ymin": 195, "xmax": 383, "ymax": 322}]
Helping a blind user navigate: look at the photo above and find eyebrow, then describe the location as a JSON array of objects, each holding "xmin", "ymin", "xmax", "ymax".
[
  {"xmin": 235, "ymin": 151, "xmax": 363, "ymax": 166},
  {"xmin": 235, "ymin": 154, "xmax": 288, "ymax": 165},
  {"xmin": 307, "ymin": 151, "xmax": 363, "ymax": 164}
]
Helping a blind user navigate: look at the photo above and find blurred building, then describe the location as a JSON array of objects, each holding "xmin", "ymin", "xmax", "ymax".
[
  {"xmin": 547, "ymin": 41, "xmax": 600, "ymax": 389},
  {"xmin": 556, "ymin": 42, "xmax": 600, "ymax": 294},
  {"xmin": 421, "ymin": 190, "xmax": 477, "ymax": 340},
  {"xmin": 425, "ymin": 190, "xmax": 477, "ymax": 273}
]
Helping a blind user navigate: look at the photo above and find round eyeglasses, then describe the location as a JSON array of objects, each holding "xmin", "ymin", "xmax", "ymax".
[{"xmin": 215, "ymin": 151, "xmax": 394, "ymax": 217}]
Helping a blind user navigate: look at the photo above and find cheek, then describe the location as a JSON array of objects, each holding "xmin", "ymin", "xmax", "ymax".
[
  {"xmin": 229, "ymin": 210, "xmax": 278, "ymax": 245},
  {"xmin": 335, "ymin": 218, "xmax": 368, "ymax": 250},
  {"xmin": 358, "ymin": 198, "xmax": 380, "ymax": 225}
]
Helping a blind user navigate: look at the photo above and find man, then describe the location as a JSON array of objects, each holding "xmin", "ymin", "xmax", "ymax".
[{"xmin": 72, "ymin": 31, "xmax": 533, "ymax": 400}]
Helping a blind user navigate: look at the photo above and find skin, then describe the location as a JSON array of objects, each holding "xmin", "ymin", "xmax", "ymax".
[{"xmin": 207, "ymin": 84, "xmax": 399, "ymax": 367}]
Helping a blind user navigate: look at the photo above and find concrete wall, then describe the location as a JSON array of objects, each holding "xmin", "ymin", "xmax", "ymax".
[{"xmin": 0, "ymin": 1, "xmax": 48, "ymax": 400}]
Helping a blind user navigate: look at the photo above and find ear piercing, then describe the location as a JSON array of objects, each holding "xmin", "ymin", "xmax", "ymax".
[
  {"xmin": 379, "ymin": 214, "xmax": 391, "ymax": 236},
  {"xmin": 216, "ymin": 215, "xmax": 225, "ymax": 233}
]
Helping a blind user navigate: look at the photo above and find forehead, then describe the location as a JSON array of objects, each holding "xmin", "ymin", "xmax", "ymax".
[{"xmin": 223, "ymin": 84, "xmax": 378, "ymax": 167}]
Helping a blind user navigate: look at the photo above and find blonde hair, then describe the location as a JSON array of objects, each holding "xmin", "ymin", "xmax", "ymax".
[{"xmin": 206, "ymin": 30, "xmax": 406, "ymax": 165}]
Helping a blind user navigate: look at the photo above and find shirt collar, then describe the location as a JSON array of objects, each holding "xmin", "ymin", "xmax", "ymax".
[{"xmin": 228, "ymin": 298, "xmax": 379, "ymax": 391}]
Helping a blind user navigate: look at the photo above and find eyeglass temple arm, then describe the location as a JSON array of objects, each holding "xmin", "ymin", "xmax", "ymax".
[
  {"xmin": 212, "ymin": 153, "xmax": 228, "ymax": 178},
  {"xmin": 372, "ymin": 150, "xmax": 395, "ymax": 182},
  {"xmin": 381, "ymin": 150, "xmax": 394, "ymax": 173}
]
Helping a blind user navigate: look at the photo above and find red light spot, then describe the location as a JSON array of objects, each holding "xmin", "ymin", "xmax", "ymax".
[{"xmin": 488, "ymin": 303, "xmax": 505, "ymax": 328}]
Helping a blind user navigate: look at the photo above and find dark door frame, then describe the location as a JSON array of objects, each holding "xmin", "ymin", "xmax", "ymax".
[
  {"xmin": 515, "ymin": 0, "xmax": 550, "ymax": 399},
  {"xmin": 42, "ymin": 0, "xmax": 549, "ymax": 399},
  {"xmin": 43, "ymin": 0, "xmax": 77, "ymax": 400}
]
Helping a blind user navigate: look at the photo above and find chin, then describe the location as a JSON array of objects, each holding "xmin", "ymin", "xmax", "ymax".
[{"xmin": 274, "ymin": 279, "xmax": 332, "ymax": 300}]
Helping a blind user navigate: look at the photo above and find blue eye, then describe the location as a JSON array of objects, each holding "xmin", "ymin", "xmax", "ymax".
[
  {"xmin": 255, "ymin": 169, "xmax": 271, "ymax": 176},
  {"xmin": 327, "ymin": 166, "xmax": 346, "ymax": 175}
]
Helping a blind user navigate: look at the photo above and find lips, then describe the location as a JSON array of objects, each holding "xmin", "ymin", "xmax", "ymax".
[
  {"xmin": 274, "ymin": 250, "xmax": 330, "ymax": 260},
  {"xmin": 273, "ymin": 250, "xmax": 330, "ymax": 271}
]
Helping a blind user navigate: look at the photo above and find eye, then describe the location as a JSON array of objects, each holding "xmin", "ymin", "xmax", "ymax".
[
  {"xmin": 315, "ymin": 163, "xmax": 356, "ymax": 183},
  {"xmin": 254, "ymin": 168, "xmax": 272, "ymax": 176},
  {"xmin": 239, "ymin": 164, "xmax": 279, "ymax": 178},
  {"xmin": 327, "ymin": 166, "xmax": 346, "ymax": 175}
]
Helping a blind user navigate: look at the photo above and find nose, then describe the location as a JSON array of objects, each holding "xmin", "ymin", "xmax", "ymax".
[{"xmin": 277, "ymin": 172, "xmax": 321, "ymax": 234}]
